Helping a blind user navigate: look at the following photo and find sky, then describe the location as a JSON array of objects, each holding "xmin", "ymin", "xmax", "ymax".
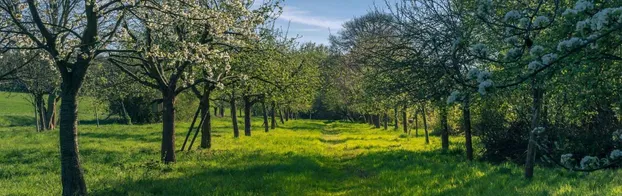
[{"xmin": 254, "ymin": 0, "xmax": 393, "ymax": 45}]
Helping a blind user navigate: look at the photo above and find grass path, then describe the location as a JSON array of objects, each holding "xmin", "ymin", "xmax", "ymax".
[{"xmin": 1, "ymin": 116, "xmax": 622, "ymax": 195}]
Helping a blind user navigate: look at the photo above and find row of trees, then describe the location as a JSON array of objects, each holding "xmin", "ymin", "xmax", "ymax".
[
  {"xmin": 0, "ymin": 1, "xmax": 325, "ymax": 195},
  {"xmin": 314, "ymin": 0, "xmax": 621, "ymax": 180}
]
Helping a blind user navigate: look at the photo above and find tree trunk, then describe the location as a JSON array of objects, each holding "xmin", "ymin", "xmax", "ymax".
[
  {"xmin": 422, "ymin": 106, "xmax": 429, "ymax": 144},
  {"xmin": 271, "ymin": 101, "xmax": 276, "ymax": 129},
  {"xmin": 34, "ymin": 99, "xmax": 40, "ymax": 131},
  {"xmin": 463, "ymin": 95, "xmax": 473, "ymax": 161},
  {"xmin": 525, "ymin": 78, "xmax": 543, "ymax": 179},
  {"xmin": 383, "ymin": 112, "xmax": 388, "ymax": 130},
  {"xmin": 161, "ymin": 92, "xmax": 176, "ymax": 163},
  {"xmin": 46, "ymin": 93, "xmax": 59, "ymax": 130},
  {"xmin": 374, "ymin": 114, "xmax": 380, "ymax": 128},
  {"xmin": 243, "ymin": 96, "xmax": 252, "ymax": 136},
  {"xmin": 402, "ymin": 106, "xmax": 408, "ymax": 134},
  {"xmin": 231, "ymin": 93, "xmax": 239, "ymax": 138},
  {"xmin": 200, "ymin": 88, "xmax": 212, "ymax": 149},
  {"xmin": 95, "ymin": 105, "xmax": 99, "ymax": 128},
  {"xmin": 394, "ymin": 106, "xmax": 399, "ymax": 130},
  {"xmin": 285, "ymin": 108, "xmax": 289, "ymax": 122},
  {"xmin": 119, "ymin": 97, "xmax": 132, "ymax": 125},
  {"xmin": 262, "ymin": 101, "xmax": 269, "ymax": 132},
  {"xmin": 35, "ymin": 94, "xmax": 46, "ymax": 131},
  {"xmin": 279, "ymin": 109, "xmax": 284, "ymax": 124},
  {"xmin": 414, "ymin": 110, "xmax": 419, "ymax": 137},
  {"xmin": 219, "ymin": 106, "xmax": 225, "ymax": 117},
  {"xmin": 58, "ymin": 73, "xmax": 87, "ymax": 196},
  {"xmin": 441, "ymin": 105, "xmax": 449, "ymax": 151}
]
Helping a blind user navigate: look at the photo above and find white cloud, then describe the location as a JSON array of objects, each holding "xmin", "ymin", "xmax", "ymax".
[{"xmin": 278, "ymin": 6, "xmax": 345, "ymax": 30}]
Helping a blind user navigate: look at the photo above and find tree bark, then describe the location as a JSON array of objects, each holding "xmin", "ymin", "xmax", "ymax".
[
  {"xmin": 262, "ymin": 101, "xmax": 269, "ymax": 132},
  {"xmin": 200, "ymin": 88, "xmax": 212, "ymax": 149},
  {"xmin": 271, "ymin": 101, "xmax": 276, "ymax": 129},
  {"xmin": 58, "ymin": 70, "xmax": 87, "ymax": 196},
  {"xmin": 119, "ymin": 97, "xmax": 132, "ymax": 125},
  {"xmin": 394, "ymin": 106, "xmax": 399, "ymax": 130},
  {"xmin": 402, "ymin": 106, "xmax": 408, "ymax": 134},
  {"xmin": 525, "ymin": 78, "xmax": 543, "ymax": 179},
  {"xmin": 243, "ymin": 96, "xmax": 252, "ymax": 136},
  {"xmin": 231, "ymin": 93, "xmax": 239, "ymax": 138},
  {"xmin": 422, "ymin": 106, "xmax": 429, "ymax": 144},
  {"xmin": 383, "ymin": 112, "xmax": 388, "ymax": 130},
  {"xmin": 279, "ymin": 109, "xmax": 284, "ymax": 124},
  {"xmin": 374, "ymin": 114, "xmax": 380, "ymax": 128},
  {"xmin": 463, "ymin": 95, "xmax": 473, "ymax": 161},
  {"xmin": 161, "ymin": 92, "xmax": 176, "ymax": 163},
  {"xmin": 414, "ymin": 110, "xmax": 419, "ymax": 137},
  {"xmin": 441, "ymin": 104, "xmax": 449, "ymax": 151},
  {"xmin": 34, "ymin": 94, "xmax": 45, "ymax": 131}
]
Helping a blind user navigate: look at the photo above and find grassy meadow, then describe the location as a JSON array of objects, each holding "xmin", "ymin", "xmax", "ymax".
[{"xmin": 1, "ymin": 92, "xmax": 622, "ymax": 195}]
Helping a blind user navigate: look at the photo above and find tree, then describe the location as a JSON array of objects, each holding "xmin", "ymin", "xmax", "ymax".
[
  {"xmin": 0, "ymin": 0, "xmax": 135, "ymax": 194},
  {"xmin": 110, "ymin": 0, "xmax": 278, "ymax": 160}
]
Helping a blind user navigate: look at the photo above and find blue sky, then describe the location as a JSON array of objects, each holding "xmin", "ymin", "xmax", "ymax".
[{"xmin": 255, "ymin": 0, "xmax": 393, "ymax": 45}]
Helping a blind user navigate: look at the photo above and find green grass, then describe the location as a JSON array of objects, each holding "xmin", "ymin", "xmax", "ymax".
[{"xmin": 1, "ymin": 93, "xmax": 622, "ymax": 195}]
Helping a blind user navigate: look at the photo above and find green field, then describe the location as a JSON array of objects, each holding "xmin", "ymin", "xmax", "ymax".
[{"xmin": 1, "ymin": 93, "xmax": 622, "ymax": 195}]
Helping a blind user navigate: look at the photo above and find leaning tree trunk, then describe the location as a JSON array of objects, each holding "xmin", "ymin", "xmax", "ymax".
[
  {"xmin": 119, "ymin": 97, "xmax": 132, "ymax": 125},
  {"xmin": 463, "ymin": 95, "xmax": 473, "ymax": 161},
  {"xmin": 402, "ymin": 106, "xmax": 408, "ymax": 134},
  {"xmin": 279, "ymin": 109, "xmax": 284, "ymax": 124},
  {"xmin": 200, "ymin": 88, "xmax": 212, "ymax": 149},
  {"xmin": 422, "ymin": 106, "xmax": 429, "ymax": 144},
  {"xmin": 58, "ymin": 69, "xmax": 88, "ymax": 196},
  {"xmin": 271, "ymin": 101, "xmax": 276, "ymax": 129},
  {"xmin": 440, "ymin": 104, "xmax": 449, "ymax": 151},
  {"xmin": 161, "ymin": 91, "xmax": 177, "ymax": 163},
  {"xmin": 525, "ymin": 78, "xmax": 544, "ymax": 179},
  {"xmin": 243, "ymin": 96, "xmax": 252, "ymax": 136},
  {"xmin": 231, "ymin": 93, "xmax": 239, "ymax": 138},
  {"xmin": 394, "ymin": 106, "xmax": 399, "ymax": 130},
  {"xmin": 262, "ymin": 101, "xmax": 269, "ymax": 132}
]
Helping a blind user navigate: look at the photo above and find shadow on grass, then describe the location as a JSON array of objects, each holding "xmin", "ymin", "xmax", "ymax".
[
  {"xmin": 81, "ymin": 131, "xmax": 160, "ymax": 143},
  {"xmin": 0, "ymin": 115, "xmax": 35, "ymax": 127},
  {"xmin": 88, "ymin": 147, "xmax": 572, "ymax": 195}
]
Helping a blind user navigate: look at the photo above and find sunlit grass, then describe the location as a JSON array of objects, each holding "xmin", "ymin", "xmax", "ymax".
[{"xmin": 1, "ymin": 93, "xmax": 622, "ymax": 195}]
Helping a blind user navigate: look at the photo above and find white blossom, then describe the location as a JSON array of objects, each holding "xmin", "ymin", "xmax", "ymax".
[
  {"xmin": 561, "ymin": 154, "xmax": 574, "ymax": 167},
  {"xmin": 470, "ymin": 43, "xmax": 488, "ymax": 57},
  {"xmin": 557, "ymin": 37, "xmax": 586, "ymax": 52},
  {"xmin": 530, "ymin": 45, "xmax": 545, "ymax": 57},
  {"xmin": 477, "ymin": 70, "xmax": 491, "ymax": 83},
  {"xmin": 504, "ymin": 36, "xmax": 520, "ymax": 45},
  {"xmin": 518, "ymin": 18, "xmax": 530, "ymax": 28},
  {"xmin": 467, "ymin": 69, "xmax": 480, "ymax": 80},
  {"xmin": 447, "ymin": 90, "xmax": 461, "ymax": 104},
  {"xmin": 533, "ymin": 16, "xmax": 550, "ymax": 28},
  {"xmin": 504, "ymin": 10, "xmax": 521, "ymax": 21},
  {"xmin": 505, "ymin": 48, "xmax": 523, "ymax": 60},
  {"xmin": 541, "ymin": 53, "xmax": 558, "ymax": 65},
  {"xmin": 528, "ymin": 60, "xmax": 543, "ymax": 71},
  {"xmin": 575, "ymin": 19, "xmax": 591, "ymax": 34},
  {"xmin": 478, "ymin": 79, "xmax": 493, "ymax": 95},
  {"xmin": 610, "ymin": 150, "xmax": 622, "ymax": 160},
  {"xmin": 580, "ymin": 156, "xmax": 599, "ymax": 169},
  {"xmin": 574, "ymin": 0, "xmax": 594, "ymax": 12}
]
